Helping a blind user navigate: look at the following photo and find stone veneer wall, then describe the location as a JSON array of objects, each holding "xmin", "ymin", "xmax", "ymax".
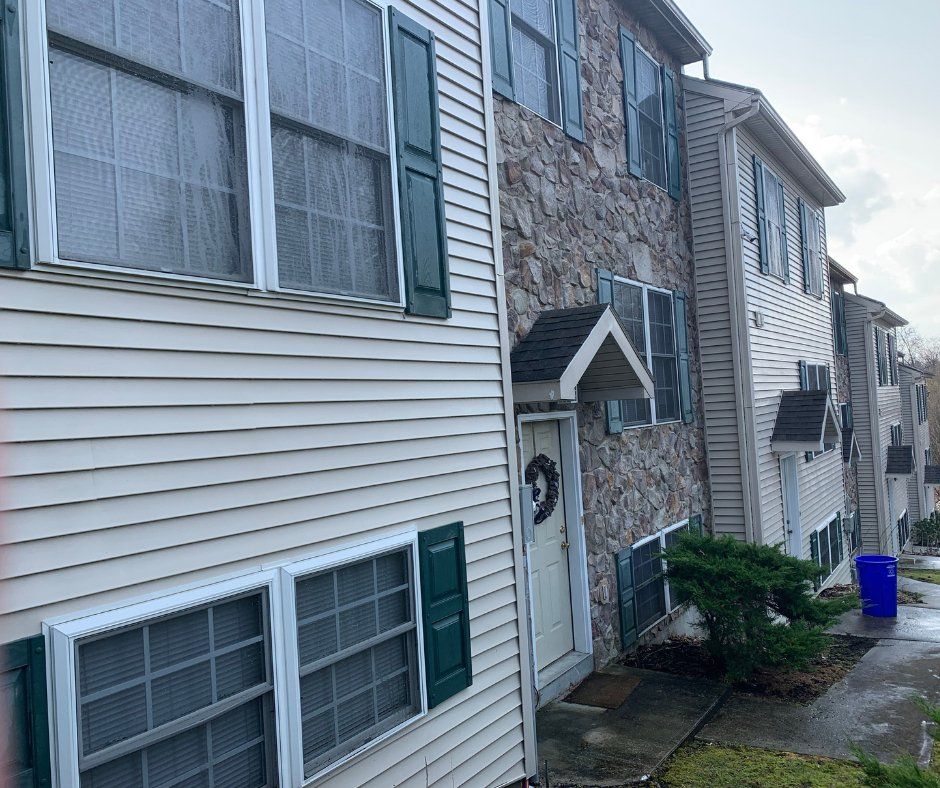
[
  {"xmin": 835, "ymin": 353, "xmax": 859, "ymax": 516},
  {"xmin": 495, "ymin": 0, "xmax": 711, "ymax": 666}
]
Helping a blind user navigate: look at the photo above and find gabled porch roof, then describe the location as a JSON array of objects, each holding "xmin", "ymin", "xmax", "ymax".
[
  {"xmin": 842, "ymin": 428, "xmax": 862, "ymax": 465},
  {"xmin": 770, "ymin": 389, "xmax": 842, "ymax": 453},
  {"xmin": 886, "ymin": 445, "xmax": 915, "ymax": 477},
  {"xmin": 510, "ymin": 305, "xmax": 655, "ymax": 404}
]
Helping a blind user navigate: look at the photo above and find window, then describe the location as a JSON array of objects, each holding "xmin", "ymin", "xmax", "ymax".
[
  {"xmin": 888, "ymin": 333, "xmax": 899, "ymax": 386},
  {"xmin": 291, "ymin": 548, "xmax": 419, "ymax": 778},
  {"xmin": 840, "ymin": 402, "xmax": 853, "ymax": 430},
  {"xmin": 755, "ymin": 160, "xmax": 788, "ymax": 280},
  {"xmin": 812, "ymin": 514, "xmax": 843, "ymax": 581},
  {"xmin": 800, "ymin": 200, "xmax": 823, "ymax": 298},
  {"xmin": 849, "ymin": 510, "xmax": 861, "ymax": 553},
  {"xmin": 898, "ymin": 510, "xmax": 910, "ymax": 547},
  {"xmin": 30, "ymin": 0, "xmax": 452, "ymax": 314},
  {"xmin": 876, "ymin": 328, "xmax": 889, "ymax": 386},
  {"xmin": 927, "ymin": 448, "xmax": 933, "ymax": 466},
  {"xmin": 611, "ymin": 277, "xmax": 680, "ymax": 426},
  {"xmin": 68, "ymin": 589, "xmax": 276, "ymax": 786},
  {"xmin": 891, "ymin": 423, "xmax": 903, "ymax": 447},
  {"xmin": 509, "ymin": 0, "xmax": 560, "ymax": 124},
  {"xmin": 801, "ymin": 361, "xmax": 834, "ymax": 458},
  {"xmin": 635, "ymin": 50, "xmax": 666, "ymax": 189},
  {"xmin": 631, "ymin": 521, "xmax": 690, "ymax": 633},
  {"xmin": 831, "ymin": 290, "xmax": 848, "ymax": 356}
]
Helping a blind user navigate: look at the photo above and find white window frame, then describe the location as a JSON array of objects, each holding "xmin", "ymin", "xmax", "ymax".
[
  {"xmin": 631, "ymin": 518, "xmax": 689, "ymax": 635},
  {"xmin": 612, "ymin": 274, "xmax": 681, "ymax": 427},
  {"xmin": 44, "ymin": 530, "xmax": 426, "ymax": 788},
  {"xmin": 23, "ymin": 0, "xmax": 407, "ymax": 309},
  {"xmin": 804, "ymin": 206, "xmax": 824, "ymax": 298},
  {"xmin": 278, "ymin": 530, "xmax": 426, "ymax": 786},
  {"xmin": 760, "ymin": 162, "xmax": 787, "ymax": 281},
  {"xmin": 634, "ymin": 42, "xmax": 668, "ymax": 193},
  {"xmin": 813, "ymin": 510, "xmax": 841, "ymax": 578},
  {"xmin": 505, "ymin": 0, "xmax": 564, "ymax": 129}
]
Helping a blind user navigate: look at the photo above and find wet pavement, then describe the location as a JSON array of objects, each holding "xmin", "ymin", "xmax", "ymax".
[
  {"xmin": 700, "ymin": 605, "xmax": 940, "ymax": 765},
  {"xmin": 535, "ymin": 664, "xmax": 727, "ymax": 786},
  {"xmin": 899, "ymin": 574, "xmax": 940, "ymax": 609}
]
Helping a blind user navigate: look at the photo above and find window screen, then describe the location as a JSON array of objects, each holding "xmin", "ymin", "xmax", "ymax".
[
  {"xmin": 294, "ymin": 548, "xmax": 419, "ymax": 777},
  {"xmin": 74, "ymin": 591, "xmax": 275, "ymax": 787},
  {"xmin": 648, "ymin": 290, "xmax": 679, "ymax": 421},
  {"xmin": 510, "ymin": 0, "xmax": 560, "ymax": 123},
  {"xmin": 762, "ymin": 168, "xmax": 786, "ymax": 279},
  {"xmin": 266, "ymin": 0, "xmax": 398, "ymax": 302},
  {"xmin": 635, "ymin": 50, "xmax": 665, "ymax": 189},
  {"xmin": 46, "ymin": 0, "xmax": 252, "ymax": 282},
  {"xmin": 631, "ymin": 539, "xmax": 666, "ymax": 632}
]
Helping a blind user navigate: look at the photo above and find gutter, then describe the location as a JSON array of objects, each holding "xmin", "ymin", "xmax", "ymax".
[{"xmin": 716, "ymin": 96, "xmax": 762, "ymax": 544}]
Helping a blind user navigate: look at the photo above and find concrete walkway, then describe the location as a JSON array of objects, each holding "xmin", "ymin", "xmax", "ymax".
[
  {"xmin": 536, "ymin": 664, "xmax": 727, "ymax": 786},
  {"xmin": 899, "ymin": 574, "xmax": 940, "ymax": 609},
  {"xmin": 700, "ymin": 605, "xmax": 940, "ymax": 765}
]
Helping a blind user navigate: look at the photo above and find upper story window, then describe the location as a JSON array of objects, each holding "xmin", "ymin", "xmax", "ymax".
[
  {"xmin": 875, "ymin": 327, "xmax": 898, "ymax": 386},
  {"xmin": 800, "ymin": 360, "xmax": 834, "ymax": 458},
  {"xmin": 618, "ymin": 27, "xmax": 680, "ymax": 199},
  {"xmin": 509, "ymin": 0, "xmax": 560, "ymax": 124},
  {"xmin": 611, "ymin": 276, "xmax": 680, "ymax": 426},
  {"xmin": 489, "ymin": 0, "xmax": 584, "ymax": 140},
  {"xmin": 18, "ymin": 0, "xmax": 451, "ymax": 317},
  {"xmin": 799, "ymin": 200, "xmax": 824, "ymax": 298},
  {"xmin": 891, "ymin": 423, "xmax": 903, "ymax": 447},
  {"xmin": 753, "ymin": 156, "xmax": 789, "ymax": 281}
]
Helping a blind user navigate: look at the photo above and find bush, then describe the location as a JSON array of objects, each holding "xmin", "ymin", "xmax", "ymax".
[
  {"xmin": 912, "ymin": 513, "xmax": 940, "ymax": 553},
  {"xmin": 854, "ymin": 698, "xmax": 940, "ymax": 786},
  {"xmin": 662, "ymin": 532, "xmax": 849, "ymax": 681}
]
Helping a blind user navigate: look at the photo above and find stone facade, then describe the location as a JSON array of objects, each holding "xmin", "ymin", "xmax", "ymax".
[
  {"xmin": 496, "ymin": 0, "xmax": 710, "ymax": 666},
  {"xmin": 832, "ymin": 280, "xmax": 860, "ymax": 524}
]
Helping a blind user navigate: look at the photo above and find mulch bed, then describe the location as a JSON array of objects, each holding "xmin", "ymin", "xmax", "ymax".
[{"xmin": 624, "ymin": 634, "xmax": 877, "ymax": 704}]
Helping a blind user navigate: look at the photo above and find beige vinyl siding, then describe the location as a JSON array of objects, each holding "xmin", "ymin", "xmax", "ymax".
[
  {"xmin": 0, "ymin": 0, "xmax": 527, "ymax": 784},
  {"xmin": 735, "ymin": 129, "xmax": 845, "ymax": 554},
  {"xmin": 684, "ymin": 87, "xmax": 748, "ymax": 538}
]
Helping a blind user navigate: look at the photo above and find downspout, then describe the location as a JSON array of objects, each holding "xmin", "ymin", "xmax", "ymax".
[
  {"xmin": 715, "ymin": 97, "xmax": 762, "ymax": 544},
  {"xmin": 863, "ymin": 315, "xmax": 888, "ymax": 553}
]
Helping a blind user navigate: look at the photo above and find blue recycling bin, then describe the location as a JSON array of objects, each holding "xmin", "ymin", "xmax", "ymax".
[{"xmin": 855, "ymin": 555, "xmax": 898, "ymax": 617}]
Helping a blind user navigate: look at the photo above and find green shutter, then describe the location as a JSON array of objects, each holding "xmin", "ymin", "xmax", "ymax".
[
  {"xmin": 753, "ymin": 155, "xmax": 769, "ymax": 274},
  {"xmin": 554, "ymin": 0, "xmax": 584, "ymax": 142},
  {"xmin": 597, "ymin": 268, "xmax": 624, "ymax": 434},
  {"xmin": 618, "ymin": 27, "xmax": 642, "ymax": 178},
  {"xmin": 616, "ymin": 548, "xmax": 638, "ymax": 649},
  {"xmin": 1, "ymin": 635, "xmax": 51, "ymax": 787},
  {"xmin": 673, "ymin": 290, "xmax": 693, "ymax": 423},
  {"xmin": 832, "ymin": 291, "xmax": 847, "ymax": 356},
  {"xmin": 419, "ymin": 522, "xmax": 472, "ymax": 708},
  {"xmin": 875, "ymin": 328, "xmax": 884, "ymax": 385},
  {"xmin": 389, "ymin": 9, "xmax": 450, "ymax": 319},
  {"xmin": 798, "ymin": 360, "xmax": 809, "ymax": 390},
  {"xmin": 778, "ymin": 179, "xmax": 790, "ymax": 283},
  {"xmin": 487, "ymin": 0, "xmax": 515, "ymax": 99},
  {"xmin": 689, "ymin": 514, "xmax": 704, "ymax": 536},
  {"xmin": 809, "ymin": 530, "xmax": 820, "ymax": 590},
  {"xmin": 661, "ymin": 66, "xmax": 681, "ymax": 200},
  {"xmin": 0, "ymin": 0, "xmax": 29, "ymax": 270},
  {"xmin": 799, "ymin": 198, "xmax": 811, "ymax": 293}
]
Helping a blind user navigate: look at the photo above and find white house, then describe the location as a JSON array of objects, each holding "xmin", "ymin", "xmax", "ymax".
[{"xmin": 0, "ymin": 0, "xmax": 536, "ymax": 785}]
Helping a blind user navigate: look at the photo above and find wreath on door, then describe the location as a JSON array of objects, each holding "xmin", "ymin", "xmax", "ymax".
[{"xmin": 525, "ymin": 453, "xmax": 560, "ymax": 525}]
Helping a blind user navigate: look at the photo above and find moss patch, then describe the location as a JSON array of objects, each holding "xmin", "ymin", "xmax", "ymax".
[
  {"xmin": 654, "ymin": 742, "xmax": 867, "ymax": 787},
  {"xmin": 901, "ymin": 568, "xmax": 940, "ymax": 586}
]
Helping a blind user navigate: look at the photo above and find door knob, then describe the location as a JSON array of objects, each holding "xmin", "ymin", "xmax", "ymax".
[{"xmin": 561, "ymin": 541, "xmax": 570, "ymax": 550}]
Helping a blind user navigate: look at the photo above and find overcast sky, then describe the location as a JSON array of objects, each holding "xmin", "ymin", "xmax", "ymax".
[{"xmin": 680, "ymin": 0, "xmax": 940, "ymax": 338}]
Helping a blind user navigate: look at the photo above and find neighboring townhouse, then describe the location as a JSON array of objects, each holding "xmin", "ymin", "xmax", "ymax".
[
  {"xmin": 844, "ymin": 293, "xmax": 910, "ymax": 556},
  {"xmin": 683, "ymin": 77, "xmax": 852, "ymax": 586},
  {"xmin": 829, "ymin": 257, "xmax": 863, "ymax": 554},
  {"xmin": 488, "ymin": 0, "xmax": 713, "ymax": 695},
  {"xmin": 899, "ymin": 362, "xmax": 936, "ymax": 523},
  {"xmin": 0, "ymin": 1, "xmax": 537, "ymax": 786}
]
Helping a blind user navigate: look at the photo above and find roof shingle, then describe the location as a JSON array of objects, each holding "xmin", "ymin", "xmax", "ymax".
[
  {"xmin": 886, "ymin": 445, "xmax": 915, "ymax": 476},
  {"xmin": 771, "ymin": 390, "xmax": 829, "ymax": 444}
]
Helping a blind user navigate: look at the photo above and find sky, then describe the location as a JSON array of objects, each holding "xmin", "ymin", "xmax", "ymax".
[{"xmin": 679, "ymin": 0, "xmax": 940, "ymax": 338}]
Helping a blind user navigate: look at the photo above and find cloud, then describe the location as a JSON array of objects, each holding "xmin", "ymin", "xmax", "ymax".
[{"xmin": 791, "ymin": 116, "xmax": 896, "ymax": 242}]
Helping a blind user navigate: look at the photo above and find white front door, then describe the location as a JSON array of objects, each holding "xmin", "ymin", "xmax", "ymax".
[
  {"xmin": 521, "ymin": 419, "xmax": 575, "ymax": 672},
  {"xmin": 781, "ymin": 455, "xmax": 802, "ymax": 557}
]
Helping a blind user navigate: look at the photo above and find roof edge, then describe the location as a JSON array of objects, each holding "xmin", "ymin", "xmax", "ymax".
[
  {"xmin": 827, "ymin": 256, "xmax": 858, "ymax": 285},
  {"xmin": 644, "ymin": 0, "xmax": 712, "ymax": 62}
]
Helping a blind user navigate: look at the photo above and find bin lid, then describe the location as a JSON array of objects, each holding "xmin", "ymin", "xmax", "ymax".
[{"xmin": 855, "ymin": 554, "xmax": 898, "ymax": 565}]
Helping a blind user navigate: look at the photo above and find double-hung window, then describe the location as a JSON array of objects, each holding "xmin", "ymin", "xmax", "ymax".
[
  {"xmin": 898, "ymin": 510, "xmax": 910, "ymax": 547},
  {"xmin": 753, "ymin": 156, "xmax": 789, "ymax": 281},
  {"xmin": 634, "ymin": 50, "xmax": 666, "ymax": 190},
  {"xmin": 611, "ymin": 277, "xmax": 680, "ymax": 426},
  {"xmin": 891, "ymin": 423, "xmax": 903, "ymax": 447},
  {"xmin": 800, "ymin": 360, "xmax": 833, "ymax": 458},
  {"xmin": 509, "ymin": 0, "xmax": 561, "ymax": 124},
  {"xmin": 799, "ymin": 200, "xmax": 824, "ymax": 298},
  {"xmin": 630, "ymin": 521, "xmax": 691, "ymax": 633},
  {"xmin": 811, "ymin": 514, "xmax": 843, "ymax": 581},
  {"xmin": 875, "ymin": 328, "xmax": 889, "ymax": 386},
  {"xmin": 28, "ymin": 0, "xmax": 451, "ymax": 314}
]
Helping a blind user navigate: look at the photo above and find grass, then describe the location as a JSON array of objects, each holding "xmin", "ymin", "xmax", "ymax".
[
  {"xmin": 901, "ymin": 568, "xmax": 940, "ymax": 586},
  {"xmin": 654, "ymin": 742, "xmax": 867, "ymax": 787}
]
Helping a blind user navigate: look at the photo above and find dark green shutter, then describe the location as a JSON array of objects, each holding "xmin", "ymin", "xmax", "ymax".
[
  {"xmin": 618, "ymin": 27, "xmax": 642, "ymax": 178},
  {"xmin": 799, "ymin": 359, "xmax": 809, "ymax": 390},
  {"xmin": 616, "ymin": 548, "xmax": 638, "ymax": 649},
  {"xmin": 0, "ymin": 0, "xmax": 29, "ymax": 269},
  {"xmin": 753, "ymin": 155, "xmax": 769, "ymax": 274},
  {"xmin": 554, "ymin": 0, "xmax": 584, "ymax": 142},
  {"xmin": 488, "ymin": 0, "xmax": 515, "ymax": 99},
  {"xmin": 832, "ymin": 292, "xmax": 847, "ymax": 356},
  {"xmin": 418, "ymin": 522, "xmax": 472, "ymax": 708},
  {"xmin": 661, "ymin": 66, "xmax": 681, "ymax": 200},
  {"xmin": 689, "ymin": 514, "xmax": 704, "ymax": 536},
  {"xmin": 809, "ymin": 530, "xmax": 820, "ymax": 590},
  {"xmin": 778, "ymin": 179, "xmax": 790, "ymax": 282},
  {"xmin": 673, "ymin": 290, "xmax": 693, "ymax": 423},
  {"xmin": 389, "ymin": 9, "xmax": 450, "ymax": 319},
  {"xmin": 598, "ymin": 268, "xmax": 624, "ymax": 434},
  {"xmin": 1, "ymin": 635, "xmax": 51, "ymax": 787},
  {"xmin": 798, "ymin": 198, "xmax": 811, "ymax": 293},
  {"xmin": 875, "ymin": 328, "xmax": 884, "ymax": 385}
]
